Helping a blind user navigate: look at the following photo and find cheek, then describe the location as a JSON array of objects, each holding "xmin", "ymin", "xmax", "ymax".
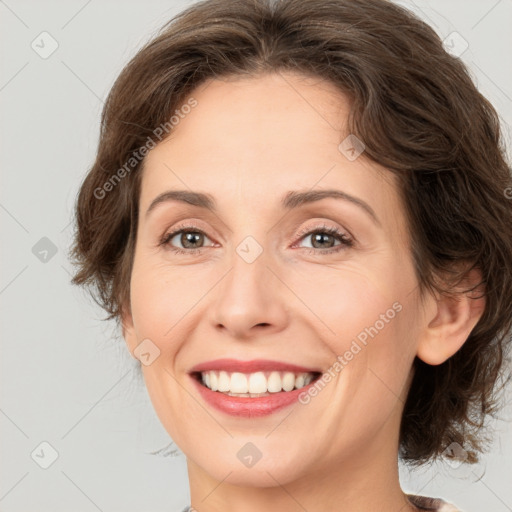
[
  {"xmin": 129, "ymin": 262, "xmax": 195, "ymax": 341},
  {"xmin": 286, "ymin": 261, "xmax": 407, "ymax": 344},
  {"xmin": 288, "ymin": 259, "xmax": 418, "ymax": 394}
]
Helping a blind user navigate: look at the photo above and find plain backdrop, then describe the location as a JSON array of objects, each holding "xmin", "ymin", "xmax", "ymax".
[{"xmin": 1, "ymin": 1, "xmax": 511, "ymax": 511}]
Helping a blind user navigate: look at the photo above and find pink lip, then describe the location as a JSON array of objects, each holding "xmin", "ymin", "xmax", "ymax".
[
  {"xmin": 191, "ymin": 377, "xmax": 318, "ymax": 417},
  {"xmin": 188, "ymin": 359, "xmax": 321, "ymax": 418},
  {"xmin": 189, "ymin": 358, "xmax": 320, "ymax": 374}
]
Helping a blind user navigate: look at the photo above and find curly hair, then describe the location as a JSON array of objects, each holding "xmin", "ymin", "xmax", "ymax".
[{"xmin": 69, "ymin": 0, "xmax": 512, "ymax": 467}]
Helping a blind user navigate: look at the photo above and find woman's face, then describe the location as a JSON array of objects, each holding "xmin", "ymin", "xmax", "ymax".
[{"xmin": 122, "ymin": 72, "xmax": 432, "ymax": 487}]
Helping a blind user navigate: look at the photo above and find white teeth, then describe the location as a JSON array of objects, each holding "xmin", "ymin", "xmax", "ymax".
[
  {"xmin": 199, "ymin": 370, "xmax": 317, "ymax": 395},
  {"xmin": 267, "ymin": 371, "xmax": 282, "ymax": 393},
  {"xmin": 248, "ymin": 372, "xmax": 267, "ymax": 394},
  {"xmin": 282, "ymin": 372, "xmax": 295, "ymax": 392},
  {"xmin": 210, "ymin": 372, "xmax": 218, "ymax": 391},
  {"xmin": 230, "ymin": 372, "xmax": 248, "ymax": 393},
  {"xmin": 218, "ymin": 371, "xmax": 230, "ymax": 392}
]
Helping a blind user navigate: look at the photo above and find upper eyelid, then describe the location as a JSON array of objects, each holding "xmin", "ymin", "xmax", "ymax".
[{"xmin": 164, "ymin": 222, "xmax": 351, "ymax": 247}]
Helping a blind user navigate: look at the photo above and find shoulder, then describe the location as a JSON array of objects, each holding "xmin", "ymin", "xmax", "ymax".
[{"xmin": 406, "ymin": 493, "xmax": 462, "ymax": 511}]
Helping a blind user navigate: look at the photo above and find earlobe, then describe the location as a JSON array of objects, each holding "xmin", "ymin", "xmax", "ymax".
[
  {"xmin": 416, "ymin": 268, "xmax": 486, "ymax": 366},
  {"xmin": 121, "ymin": 303, "xmax": 138, "ymax": 358}
]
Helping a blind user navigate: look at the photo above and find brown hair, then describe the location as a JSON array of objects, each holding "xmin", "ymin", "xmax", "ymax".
[{"xmin": 69, "ymin": 0, "xmax": 512, "ymax": 466}]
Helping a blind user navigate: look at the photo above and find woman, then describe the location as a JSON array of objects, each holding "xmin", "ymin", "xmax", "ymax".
[{"xmin": 69, "ymin": 0, "xmax": 512, "ymax": 510}]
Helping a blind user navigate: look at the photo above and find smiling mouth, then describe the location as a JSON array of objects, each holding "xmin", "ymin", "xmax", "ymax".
[{"xmin": 191, "ymin": 370, "xmax": 322, "ymax": 398}]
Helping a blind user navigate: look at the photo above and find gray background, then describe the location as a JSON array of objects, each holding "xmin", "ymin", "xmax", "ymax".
[{"xmin": 1, "ymin": 1, "xmax": 511, "ymax": 511}]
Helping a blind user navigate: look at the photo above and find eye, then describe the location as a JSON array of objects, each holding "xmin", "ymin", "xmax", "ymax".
[
  {"xmin": 294, "ymin": 224, "xmax": 354, "ymax": 255},
  {"xmin": 159, "ymin": 223, "xmax": 214, "ymax": 255},
  {"xmin": 159, "ymin": 222, "xmax": 354, "ymax": 256}
]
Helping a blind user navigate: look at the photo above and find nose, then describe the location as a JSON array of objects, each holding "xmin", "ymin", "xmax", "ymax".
[{"xmin": 207, "ymin": 247, "xmax": 289, "ymax": 340}]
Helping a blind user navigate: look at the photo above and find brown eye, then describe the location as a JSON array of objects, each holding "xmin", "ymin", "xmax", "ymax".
[
  {"xmin": 307, "ymin": 232, "xmax": 338, "ymax": 249},
  {"xmin": 160, "ymin": 225, "xmax": 215, "ymax": 254},
  {"xmin": 295, "ymin": 225, "xmax": 354, "ymax": 254},
  {"xmin": 173, "ymin": 231, "xmax": 205, "ymax": 249}
]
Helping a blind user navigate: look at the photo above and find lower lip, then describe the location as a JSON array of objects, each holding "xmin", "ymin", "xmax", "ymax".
[{"xmin": 190, "ymin": 374, "xmax": 318, "ymax": 417}]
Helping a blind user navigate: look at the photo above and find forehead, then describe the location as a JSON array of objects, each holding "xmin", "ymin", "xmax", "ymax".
[
  {"xmin": 140, "ymin": 72, "xmax": 398, "ymax": 222},
  {"xmin": 150, "ymin": 72, "xmax": 349, "ymax": 164}
]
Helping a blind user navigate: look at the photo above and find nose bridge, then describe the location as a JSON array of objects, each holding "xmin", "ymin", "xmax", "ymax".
[
  {"xmin": 208, "ymin": 227, "xmax": 288, "ymax": 337},
  {"xmin": 225, "ymin": 209, "xmax": 273, "ymax": 284},
  {"xmin": 225, "ymin": 232, "xmax": 272, "ymax": 307}
]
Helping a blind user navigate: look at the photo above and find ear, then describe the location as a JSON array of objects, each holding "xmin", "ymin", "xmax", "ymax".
[
  {"xmin": 416, "ymin": 266, "xmax": 486, "ymax": 366},
  {"xmin": 121, "ymin": 302, "xmax": 139, "ymax": 358}
]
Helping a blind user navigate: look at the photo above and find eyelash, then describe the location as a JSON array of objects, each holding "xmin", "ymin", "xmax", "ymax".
[{"xmin": 158, "ymin": 222, "xmax": 354, "ymax": 256}]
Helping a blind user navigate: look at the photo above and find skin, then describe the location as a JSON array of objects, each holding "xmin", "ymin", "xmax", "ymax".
[{"xmin": 122, "ymin": 71, "xmax": 485, "ymax": 512}]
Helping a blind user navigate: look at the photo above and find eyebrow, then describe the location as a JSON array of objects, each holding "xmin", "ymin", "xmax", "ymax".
[{"xmin": 145, "ymin": 188, "xmax": 380, "ymax": 226}]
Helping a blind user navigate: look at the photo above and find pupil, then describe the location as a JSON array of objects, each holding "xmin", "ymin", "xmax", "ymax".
[
  {"xmin": 312, "ymin": 233, "xmax": 333, "ymax": 248},
  {"xmin": 183, "ymin": 232, "xmax": 202, "ymax": 248}
]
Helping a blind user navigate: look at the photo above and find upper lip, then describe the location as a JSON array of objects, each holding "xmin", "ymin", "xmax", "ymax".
[{"xmin": 189, "ymin": 358, "xmax": 321, "ymax": 374}]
